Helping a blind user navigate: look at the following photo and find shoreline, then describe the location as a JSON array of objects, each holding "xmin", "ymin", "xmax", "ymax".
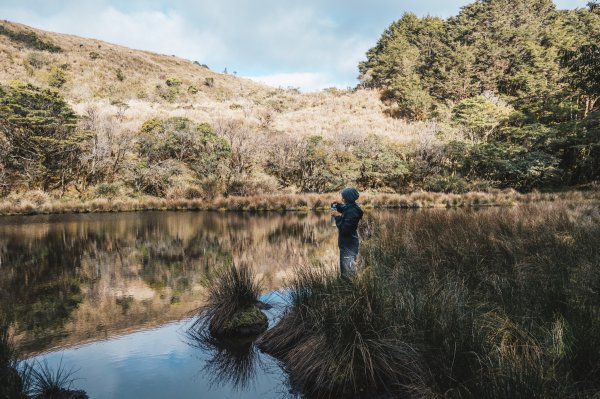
[{"xmin": 1, "ymin": 189, "xmax": 599, "ymax": 217}]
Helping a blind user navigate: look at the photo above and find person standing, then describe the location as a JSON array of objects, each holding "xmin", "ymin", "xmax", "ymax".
[{"xmin": 330, "ymin": 187, "xmax": 364, "ymax": 279}]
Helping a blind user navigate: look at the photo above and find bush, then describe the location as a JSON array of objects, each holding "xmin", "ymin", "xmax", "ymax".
[
  {"xmin": 93, "ymin": 183, "xmax": 119, "ymax": 198},
  {"xmin": 425, "ymin": 175, "xmax": 470, "ymax": 193},
  {"xmin": 47, "ymin": 66, "xmax": 67, "ymax": 88},
  {"xmin": 165, "ymin": 77, "xmax": 182, "ymax": 87},
  {"xmin": 226, "ymin": 173, "xmax": 279, "ymax": 196},
  {"xmin": 25, "ymin": 52, "xmax": 49, "ymax": 69}
]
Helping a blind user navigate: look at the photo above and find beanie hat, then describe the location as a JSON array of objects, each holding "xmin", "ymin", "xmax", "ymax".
[{"xmin": 341, "ymin": 187, "xmax": 360, "ymax": 203}]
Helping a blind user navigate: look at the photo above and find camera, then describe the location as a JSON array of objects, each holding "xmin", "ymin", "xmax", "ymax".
[{"xmin": 331, "ymin": 201, "xmax": 340, "ymax": 212}]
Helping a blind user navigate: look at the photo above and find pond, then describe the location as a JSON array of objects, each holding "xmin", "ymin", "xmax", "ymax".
[{"xmin": 0, "ymin": 210, "xmax": 351, "ymax": 398}]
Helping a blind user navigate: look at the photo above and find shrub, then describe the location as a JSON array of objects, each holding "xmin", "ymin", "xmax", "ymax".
[
  {"xmin": 165, "ymin": 77, "xmax": 182, "ymax": 87},
  {"xmin": 47, "ymin": 66, "xmax": 67, "ymax": 88},
  {"xmin": 88, "ymin": 51, "xmax": 100, "ymax": 60},
  {"xmin": 93, "ymin": 183, "xmax": 119, "ymax": 198},
  {"xmin": 226, "ymin": 173, "xmax": 279, "ymax": 197},
  {"xmin": 26, "ymin": 52, "xmax": 49, "ymax": 69},
  {"xmin": 425, "ymin": 175, "xmax": 470, "ymax": 193},
  {"xmin": 115, "ymin": 68, "xmax": 125, "ymax": 82}
]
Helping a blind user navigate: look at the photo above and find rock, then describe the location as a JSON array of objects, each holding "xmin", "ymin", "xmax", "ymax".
[{"xmin": 211, "ymin": 305, "xmax": 268, "ymax": 337}]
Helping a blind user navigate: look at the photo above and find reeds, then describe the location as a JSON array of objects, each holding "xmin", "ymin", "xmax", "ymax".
[{"xmin": 259, "ymin": 202, "xmax": 600, "ymax": 398}]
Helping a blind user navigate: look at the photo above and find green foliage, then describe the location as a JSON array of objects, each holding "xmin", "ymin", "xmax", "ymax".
[
  {"xmin": 0, "ymin": 82, "xmax": 89, "ymax": 192},
  {"xmin": 452, "ymin": 94, "xmax": 513, "ymax": 142},
  {"xmin": 88, "ymin": 51, "xmax": 100, "ymax": 60},
  {"xmin": 358, "ymin": 0, "xmax": 600, "ymax": 190},
  {"xmin": 115, "ymin": 68, "xmax": 125, "ymax": 82},
  {"xmin": 165, "ymin": 77, "xmax": 182, "ymax": 87},
  {"xmin": 47, "ymin": 66, "xmax": 67, "ymax": 88},
  {"xmin": 0, "ymin": 24, "xmax": 62, "ymax": 52},
  {"xmin": 93, "ymin": 183, "xmax": 119, "ymax": 198},
  {"xmin": 359, "ymin": 0, "xmax": 593, "ymax": 120},
  {"xmin": 354, "ymin": 135, "xmax": 410, "ymax": 191},
  {"xmin": 136, "ymin": 117, "xmax": 231, "ymax": 195},
  {"xmin": 299, "ymin": 135, "xmax": 353, "ymax": 192},
  {"xmin": 467, "ymin": 142, "xmax": 560, "ymax": 190},
  {"xmin": 560, "ymin": 43, "xmax": 600, "ymax": 115}
]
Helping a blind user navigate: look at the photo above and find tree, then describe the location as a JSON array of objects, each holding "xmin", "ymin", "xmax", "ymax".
[
  {"xmin": 452, "ymin": 93, "xmax": 513, "ymax": 142},
  {"xmin": 0, "ymin": 82, "xmax": 90, "ymax": 194},
  {"xmin": 560, "ymin": 44, "xmax": 600, "ymax": 116}
]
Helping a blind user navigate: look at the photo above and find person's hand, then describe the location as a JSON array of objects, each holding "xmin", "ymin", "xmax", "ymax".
[{"xmin": 331, "ymin": 210, "xmax": 342, "ymax": 217}]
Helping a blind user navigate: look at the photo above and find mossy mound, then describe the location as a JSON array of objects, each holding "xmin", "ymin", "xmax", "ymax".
[{"xmin": 210, "ymin": 305, "xmax": 268, "ymax": 337}]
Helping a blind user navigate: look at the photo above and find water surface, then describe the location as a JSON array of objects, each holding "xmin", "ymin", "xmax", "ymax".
[{"xmin": 0, "ymin": 210, "xmax": 343, "ymax": 398}]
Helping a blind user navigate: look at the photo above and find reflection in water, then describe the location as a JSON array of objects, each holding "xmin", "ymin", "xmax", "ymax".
[
  {"xmin": 186, "ymin": 327, "xmax": 264, "ymax": 391},
  {"xmin": 0, "ymin": 211, "xmax": 338, "ymax": 356}
]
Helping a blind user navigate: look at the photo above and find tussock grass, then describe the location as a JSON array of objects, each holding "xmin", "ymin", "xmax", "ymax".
[
  {"xmin": 260, "ymin": 202, "xmax": 600, "ymax": 398},
  {"xmin": 259, "ymin": 267, "xmax": 428, "ymax": 398},
  {"xmin": 25, "ymin": 358, "xmax": 80, "ymax": 399},
  {"xmin": 193, "ymin": 264, "xmax": 264, "ymax": 337}
]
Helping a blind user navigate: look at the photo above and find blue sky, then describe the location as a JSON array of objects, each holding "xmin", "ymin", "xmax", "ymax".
[{"xmin": 0, "ymin": 0, "xmax": 590, "ymax": 91}]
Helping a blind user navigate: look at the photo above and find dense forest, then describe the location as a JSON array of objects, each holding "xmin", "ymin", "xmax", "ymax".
[
  {"xmin": 359, "ymin": 0, "xmax": 600, "ymax": 190},
  {"xmin": 0, "ymin": 0, "xmax": 599, "ymax": 207}
]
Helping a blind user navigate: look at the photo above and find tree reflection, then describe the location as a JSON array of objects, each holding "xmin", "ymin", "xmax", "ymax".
[{"xmin": 0, "ymin": 211, "xmax": 338, "ymax": 354}]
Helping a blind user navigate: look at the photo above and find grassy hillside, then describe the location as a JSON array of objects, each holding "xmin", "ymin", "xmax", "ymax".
[
  {"xmin": 0, "ymin": 20, "xmax": 413, "ymax": 142},
  {"xmin": 1, "ymin": 1, "xmax": 599, "ymax": 217}
]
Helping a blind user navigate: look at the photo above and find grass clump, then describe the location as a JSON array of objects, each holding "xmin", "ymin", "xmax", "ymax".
[
  {"xmin": 259, "ymin": 267, "xmax": 428, "ymax": 398},
  {"xmin": 25, "ymin": 359, "xmax": 86, "ymax": 399},
  {"xmin": 193, "ymin": 265, "xmax": 267, "ymax": 337},
  {"xmin": 260, "ymin": 202, "xmax": 600, "ymax": 398}
]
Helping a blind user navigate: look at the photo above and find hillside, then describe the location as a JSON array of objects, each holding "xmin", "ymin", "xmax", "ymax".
[
  {"xmin": 0, "ymin": 20, "xmax": 412, "ymax": 142},
  {"xmin": 1, "ymin": 0, "xmax": 599, "ymax": 216}
]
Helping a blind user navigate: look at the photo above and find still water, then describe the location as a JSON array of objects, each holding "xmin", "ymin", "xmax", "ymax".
[{"xmin": 0, "ymin": 210, "xmax": 348, "ymax": 398}]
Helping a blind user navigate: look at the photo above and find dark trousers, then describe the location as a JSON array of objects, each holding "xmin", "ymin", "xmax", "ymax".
[{"xmin": 339, "ymin": 241, "xmax": 359, "ymax": 279}]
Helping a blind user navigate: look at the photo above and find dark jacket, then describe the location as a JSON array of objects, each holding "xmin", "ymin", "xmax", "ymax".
[{"xmin": 334, "ymin": 202, "xmax": 364, "ymax": 248}]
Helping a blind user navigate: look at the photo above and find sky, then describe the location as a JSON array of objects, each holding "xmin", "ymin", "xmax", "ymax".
[{"xmin": 0, "ymin": 0, "xmax": 590, "ymax": 92}]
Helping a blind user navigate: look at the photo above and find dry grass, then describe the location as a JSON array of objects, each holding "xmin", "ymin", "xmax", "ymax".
[
  {"xmin": 0, "ymin": 20, "xmax": 428, "ymax": 148},
  {"xmin": 259, "ymin": 201, "xmax": 600, "ymax": 398},
  {"xmin": 1, "ymin": 189, "xmax": 598, "ymax": 216}
]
